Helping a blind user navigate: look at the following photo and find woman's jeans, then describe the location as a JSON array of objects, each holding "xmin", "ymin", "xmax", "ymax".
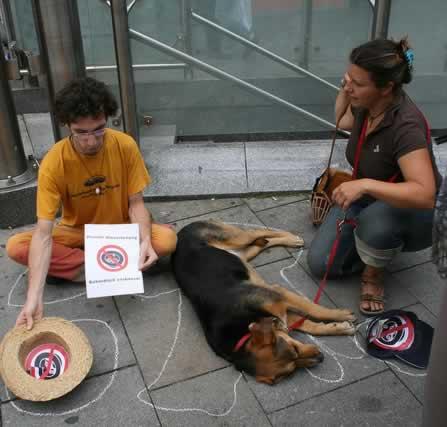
[{"xmin": 307, "ymin": 199, "xmax": 434, "ymax": 279}]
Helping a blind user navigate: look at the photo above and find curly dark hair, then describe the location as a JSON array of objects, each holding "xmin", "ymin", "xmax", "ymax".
[
  {"xmin": 350, "ymin": 37, "xmax": 413, "ymax": 91},
  {"xmin": 54, "ymin": 77, "xmax": 119, "ymax": 125}
]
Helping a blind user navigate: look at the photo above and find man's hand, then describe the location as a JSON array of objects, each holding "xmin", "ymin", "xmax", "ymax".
[
  {"xmin": 15, "ymin": 294, "xmax": 44, "ymax": 330},
  {"xmin": 138, "ymin": 237, "xmax": 159, "ymax": 271},
  {"xmin": 332, "ymin": 179, "xmax": 368, "ymax": 210}
]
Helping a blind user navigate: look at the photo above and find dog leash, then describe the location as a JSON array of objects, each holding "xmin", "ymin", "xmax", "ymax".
[{"xmin": 287, "ymin": 214, "xmax": 357, "ymax": 332}]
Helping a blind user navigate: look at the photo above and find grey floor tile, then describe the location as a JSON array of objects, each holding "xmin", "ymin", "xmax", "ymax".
[
  {"xmin": 151, "ymin": 367, "xmax": 271, "ymax": 427},
  {"xmin": 146, "ymin": 198, "xmax": 243, "ymax": 224},
  {"xmin": 387, "ymin": 248, "xmax": 432, "ymax": 273},
  {"xmin": 1, "ymin": 366, "xmax": 158, "ymax": 426},
  {"xmin": 244, "ymin": 193, "xmax": 309, "ymax": 212},
  {"xmin": 246, "ymin": 140, "xmax": 350, "ymax": 192},
  {"xmin": 268, "ymin": 371, "xmax": 422, "ymax": 427},
  {"xmin": 116, "ymin": 270, "xmax": 229, "ymax": 390},
  {"xmin": 143, "ymin": 143, "xmax": 247, "ymax": 197},
  {"xmin": 394, "ymin": 263, "xmax": 446, "ymax": 316}
]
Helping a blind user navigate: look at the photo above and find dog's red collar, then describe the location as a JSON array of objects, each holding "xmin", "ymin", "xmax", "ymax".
[{"xmin": 233, "ymin": 333, "xmax": 251, "ymax": 352}]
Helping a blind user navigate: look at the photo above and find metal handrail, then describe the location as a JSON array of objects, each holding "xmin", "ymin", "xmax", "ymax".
[
  {"xmin": 191, "ymin": 11, "xmax": 339, "ymax": 92},
  {"xmin": 19, "ymin": 63, "xmax": 187, "ymax": 76},
  {"xmin": 129, "ymin": 28, "xmax": 349, "ymax": 135},
  {"xmin": 86, "ymin": 63, "xmax": 186, "ymax": 71}
]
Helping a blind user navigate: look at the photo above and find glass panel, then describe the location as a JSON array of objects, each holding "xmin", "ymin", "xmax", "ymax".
[
  {"xmin": 77, "ymin": 0, "xmax": 122, "ymax": 130},
  {"xmin": 8, "ymin": 0, "xmax": 375, "ymax": 139},
  {"xmin": 389, "ymin": 0, "xmax": 447, "ymax": 130},
  {"xmin": 8, "ymin": 0, "xmax": 39, "ymax": 54},
  {"xmin": 129, "ymin": 0, "xmax": 373, "ymax": 141}
]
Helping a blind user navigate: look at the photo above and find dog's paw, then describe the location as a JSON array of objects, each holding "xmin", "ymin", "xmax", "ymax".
[
  {"xmin": 338, "ymin": 321, "xmax": 356, "ymax": 335},
  {"xmin": 295, "ymin": 235, "xmax": 304, "ymax": 247},
  {"xmin": 285, "ymin": 233, "xmax": 304, "ymax": 248},
  {"xmin": 337, "ymin": 309, "xmax": 356, "ymax": 322}
]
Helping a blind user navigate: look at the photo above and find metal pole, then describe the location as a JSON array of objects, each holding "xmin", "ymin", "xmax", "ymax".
[
  {"xmin": 180, "ymin": 0, "xmax": 193, "ymax": 79},
  {"xmin": 370, "ymin": 0, "xmax": 391, "ymax": 40},
  {"xmin": 1, "ymin": 0, "xmax": 16, "ymax": 42},
  {"xmin": 300, "ymin": 0, "xmax": 313, "ymax": 69},
  {"xmin": 191, "ymin": 11, "xmax": 338, "ymax": 92},
  {"xmin": 0, "ymin": 49, "xmax": 28, "ymax": 181},
  {"xmin": 110, "ymin": 0, "xmax": 139, "ymax": 143},
  {"xmin": 32, "ymin": 0, "xmax": 86, "ymax": 141},
  {"xmin": 130, "ymin": 28, "xmax": 348, "ymax": 135}
]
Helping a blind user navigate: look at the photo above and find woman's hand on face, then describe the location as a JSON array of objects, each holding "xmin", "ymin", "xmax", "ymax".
[
  {"xmin": 332, "ymin": 179, "xmax": 368, "ymax": 210},
  {"xmin": 341, "ymin": 72, "xmax": 352, "ymax": 92}
]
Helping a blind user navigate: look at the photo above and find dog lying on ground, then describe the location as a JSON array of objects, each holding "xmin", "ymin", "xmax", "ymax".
[{"xmin": 172, "ymin": 220, "xmax": 356, "ymax": 384}]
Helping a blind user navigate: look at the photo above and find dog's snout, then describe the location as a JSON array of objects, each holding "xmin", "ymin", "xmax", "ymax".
[{"xmin": 316, "ymin": 352, "xmax": 324, "ymax": 363}]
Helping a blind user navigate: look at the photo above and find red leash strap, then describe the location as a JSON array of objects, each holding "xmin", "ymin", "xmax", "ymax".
[
  {"xmin": 39, "ymin": 344, "xmax": 56, "ymax": 380},
  {"xmin": 233, "ymin": 331, "xmax": 251, "ymax": 352},
  {"xmin": 288, "ymin": 217, "xmax": 357, "ymax": 332},
  {"xmin": 352, "ymin": 119, "xmax": 368, "ymax": 180}
]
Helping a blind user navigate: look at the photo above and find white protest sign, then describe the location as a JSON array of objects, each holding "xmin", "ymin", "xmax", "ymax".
[{"xmin": 84, "ymin": 224, "xmax": 144, "ymax": 298}]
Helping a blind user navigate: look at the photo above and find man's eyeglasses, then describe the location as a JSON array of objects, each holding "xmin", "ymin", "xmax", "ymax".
[{"xmin": 71, "ymin": 127, "xmax": 106, "ymax": 141}]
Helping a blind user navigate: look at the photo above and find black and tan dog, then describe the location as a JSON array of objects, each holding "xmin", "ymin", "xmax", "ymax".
[{"xmin": 172, "ymin": 220, "xmax": 356, "ymax": 384}]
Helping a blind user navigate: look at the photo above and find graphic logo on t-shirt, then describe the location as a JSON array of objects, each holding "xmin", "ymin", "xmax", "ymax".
[
  {"xmin": 97, "ymin": 244, "xmax": 129, "ymax": 272},
  {"xmin": 374, "ymin": 145, "xmax": 380, "ymax": 153},
  {"xmin": 84, "ymin": 175, "xmax": 106, "ymax": 187}
]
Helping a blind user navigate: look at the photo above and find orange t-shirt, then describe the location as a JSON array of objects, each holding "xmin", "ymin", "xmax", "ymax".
[{"xmin": 37, "ymin": 129, "xmax": 151, "ymax": 227}]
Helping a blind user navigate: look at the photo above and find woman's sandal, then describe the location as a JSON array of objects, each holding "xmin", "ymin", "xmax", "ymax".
[{"xmin": 359, "ymin": 265, "xmax": 385, "ymax": 316}]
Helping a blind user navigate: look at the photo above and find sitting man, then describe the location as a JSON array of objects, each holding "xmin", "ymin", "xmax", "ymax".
[{"xmin": 6, "ymin": 77, "xmax": 177, "ymax": 329}]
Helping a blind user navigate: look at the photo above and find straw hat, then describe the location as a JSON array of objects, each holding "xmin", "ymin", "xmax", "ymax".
[{"xmin": 0, "ymin": 317, "xmax": 93, "ymax": 401}]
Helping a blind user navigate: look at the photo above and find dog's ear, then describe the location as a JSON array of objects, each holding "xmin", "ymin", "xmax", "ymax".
[
  {"xmin": 275, "ymin": 335, "xmax": 298, "ymax": 359},
  {"xmin": 249, "ymin": 321, "xmax": 276, "ymax": 346}
]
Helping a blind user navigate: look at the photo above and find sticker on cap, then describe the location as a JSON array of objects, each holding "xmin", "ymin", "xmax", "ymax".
[
  {"xmin": 366, "ymin": 310, "xmax": 434, "ymax": 369},
  {"xmin": 368, "ymin": 313, "xmax": 415, "ymax": 351}
]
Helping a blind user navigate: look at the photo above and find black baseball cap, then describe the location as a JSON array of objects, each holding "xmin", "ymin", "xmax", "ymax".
[{"xmin": 366, "ymin": 310, "xmax": 434, "ymax": 369}]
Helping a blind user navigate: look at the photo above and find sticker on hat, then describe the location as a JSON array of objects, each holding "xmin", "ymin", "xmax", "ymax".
[
  {"xmin": 366, "ymin": 310, "xmax": 434, "ymax": 369},
  {"xmin": 25, "ymin": 343, "xmax": 69, "ymax": 380}
]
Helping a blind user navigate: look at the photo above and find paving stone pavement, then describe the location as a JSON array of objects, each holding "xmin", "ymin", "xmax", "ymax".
[{"xmin": 0, "ymin": 195, "xmax": 444, "ymax": 426}]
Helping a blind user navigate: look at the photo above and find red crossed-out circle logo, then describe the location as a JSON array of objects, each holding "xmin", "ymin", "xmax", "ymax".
[
  {"xmin": 25, "ymin": 343, "xmax": 69, "ymax": 380},
  {"xmin": 97, "ymin": 245, "xmax": 128, "ymax": 272}
]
